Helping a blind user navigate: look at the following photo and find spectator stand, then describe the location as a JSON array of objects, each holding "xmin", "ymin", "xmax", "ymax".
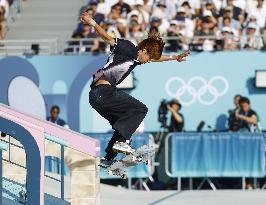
[
  {"xmin": 88, "ymin": 133, "xmax": 156, "ymax": 190},
  {"xmin": 165, "ymin": 132, "xmax": 266, "ymax": 191}
]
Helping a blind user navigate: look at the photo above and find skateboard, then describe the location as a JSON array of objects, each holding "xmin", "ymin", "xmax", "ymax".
[{"xmin": 100, "ymin": 144, "xmax": 155, "ymax": 179}]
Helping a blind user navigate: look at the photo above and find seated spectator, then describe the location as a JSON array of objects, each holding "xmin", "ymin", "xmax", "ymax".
[
  {"xmin": 216, "ymin": 26, "xmax": 239, "ymax": 50},
  {"xmin": 97, "ymin": 0, "xmax": 111, "ymax": 16},
  {"xmin": 235, "ymin": 97, "xmax": 258, "ymax": 132},
  {"xmin": 47, "ymin": 106, "xmax": 69, "ymax": 128},
  {"xmin": 166, "ymin": 20, "xmax": 190, "ymax": 51},
  {"xmin": 193, "ymin": 17, "xmax": 216, "ymax": 51},
  {"xmin": 127, "ymin": 0, "xmax": 149, "ymax": 30},
  {"xmin": 241, "ymin": 22, "xmax": 263, "ymax": 50},
  {"xmin": 148, "ymin": 16, "xmax": 169, "ymax": 36},
  {"xmin": 220, "ymin": 0, "xmax": 242, "ymax": 22},
  {"xmin": 219, "ymin": 7, "xmax": 241, "ymax": 31},
  {"xmin": 77, "ymin": 1, "xmax": 105, "ymax": 34},
  {"xmin": 174, "ymin": 6, "xmax": 194, "ymax": 38},
  {"xmin": 247, "ymin": 0, "xmax": 266, "ymax": 30},
  {"xmin": 218, "ymin": 16, "xmax": 241, "ymax": 35},
  {"xmin": 167, "ymin": 99, "xmax": 184, "ymax": 132},
  {"xmin": 126, "ymin": 19, "xmax": 144, "ymax": 45},
  {"xmin": 176, "ymin": 0, "xmax": 201, "ymax": 16},
  {"xmin": 228, "ymin": 94, "xmax": 242, "ymax": 131},
  {"xmin": 111, "ymin": 0, "xmax": 131, "ymax": 18}
]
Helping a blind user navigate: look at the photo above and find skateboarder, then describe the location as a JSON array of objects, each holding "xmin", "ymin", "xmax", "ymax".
[{"xmin": 80, "ymin": 12, "xmax": 191, "ymax": 166}]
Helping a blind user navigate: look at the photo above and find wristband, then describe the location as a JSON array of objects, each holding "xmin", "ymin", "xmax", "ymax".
[{"xmin": 89, "ymin": 19, "xmax": 96, "ymax": 27}]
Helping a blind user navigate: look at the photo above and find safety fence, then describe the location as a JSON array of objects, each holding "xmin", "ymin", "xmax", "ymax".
[{"xmin": 165, "ymin": 132, "xmax": 266, "ymax": 191}]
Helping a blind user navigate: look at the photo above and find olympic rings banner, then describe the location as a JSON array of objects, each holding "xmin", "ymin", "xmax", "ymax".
[{"xmin": 0, "ymin": 51, "xmax": 266, "ymax": 132}]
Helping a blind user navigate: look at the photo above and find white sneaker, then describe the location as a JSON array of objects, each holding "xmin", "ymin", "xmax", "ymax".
[{"xmin": 112, "ymin": 141, "xmax": 135, "ymax": 154}]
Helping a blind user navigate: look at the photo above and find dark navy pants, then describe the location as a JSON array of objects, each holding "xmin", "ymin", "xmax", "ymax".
[{"xmin": 89, "ymin": 84, "xmax": 148, "ymax": 159}]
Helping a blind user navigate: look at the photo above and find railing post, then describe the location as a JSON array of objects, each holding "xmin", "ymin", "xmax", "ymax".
[{"xmin": 60, "ymin": 145, "xmax": 65, "ymax": 200}]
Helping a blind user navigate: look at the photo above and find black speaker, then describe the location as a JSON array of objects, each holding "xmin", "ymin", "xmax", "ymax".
[{"xmin": 31, "ymin": 44, "xmax": 40, "ymax": 55}]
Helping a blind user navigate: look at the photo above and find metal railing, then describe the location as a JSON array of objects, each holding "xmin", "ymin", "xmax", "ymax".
[
  {"xmin": 0, "ymin": 132, "xmax": 69, "ymax": 203},
  {"xmin": 0, "ymin": 35, "xmax": 265, "ymax": 56}
]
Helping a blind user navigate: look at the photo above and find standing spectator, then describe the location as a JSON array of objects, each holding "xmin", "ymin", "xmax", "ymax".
[
  {"xmin": 167, "ymin": 99, "xmax": 184, "ymax": 132},
  {"xmin": 111, "ymin": 0, "xmax": 131, "ymax": 18},
  {"xmin": 262, "ymin": 26, "xmax": 266, "ymax": 50},
  {"xmin": 235, "ymin": 97, "xmax": 258, "ymax": 132},
  {"xmin": 228, "ymin": 94, "xmax": 242, "ymax": 131},
  {"xmin": 166, "ymin": 20, "xmax": 185, "ymax": 51},
  {"xmin": 47, "ymin": 106, "xmax": 69, "ymax": 128}
]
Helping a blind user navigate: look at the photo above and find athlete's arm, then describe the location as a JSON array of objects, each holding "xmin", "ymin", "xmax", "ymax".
[
  {"xmin": 80, "ymin": 12, "xmax": 115, "ymax": 46},
  {"xmin": 151, "ymin": 50, "xmax": 191, "ymax": 63}
]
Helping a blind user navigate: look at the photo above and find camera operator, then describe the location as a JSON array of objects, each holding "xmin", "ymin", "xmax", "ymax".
[
  {"xmin": 167, "ymin": 99, "xmax": 184, "ymax": 132},
  {"xmin": 235, "ymin": 97, "xmax": 258, "ymax": 132},
  {"xmin": 228, "ymin": 94, "xmax": 242, "ymax": 131}
]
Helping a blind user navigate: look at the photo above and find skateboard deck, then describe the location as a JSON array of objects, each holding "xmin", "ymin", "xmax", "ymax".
[{"xmin": 101, "ymin": 144, "xmax": 155, "ymax": 179}]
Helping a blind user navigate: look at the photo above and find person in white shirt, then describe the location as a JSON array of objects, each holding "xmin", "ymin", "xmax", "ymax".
[
  {"xmin": 241, "ymin": 22, "xmax": 263, "ymax": 50},
  {"xmin": 248, "ymin": 0, "xmax": 266, "ymax": 29}
]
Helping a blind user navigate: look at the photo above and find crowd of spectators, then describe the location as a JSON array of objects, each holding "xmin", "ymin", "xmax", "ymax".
[{"xmin": 69, "ymin": 0, "xmax": 266, "ymax": 53}]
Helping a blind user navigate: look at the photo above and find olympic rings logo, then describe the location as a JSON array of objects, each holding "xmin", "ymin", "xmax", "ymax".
[{"xmin": 165, "ymin": 76, "xmax": 229, "ymax": 106}]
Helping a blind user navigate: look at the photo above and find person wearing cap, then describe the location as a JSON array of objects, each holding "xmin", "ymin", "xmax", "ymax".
[
  {"xmin": 166, "ymin": 20, "xmax": 184, "ymax": 51},
  {"xmin": 167, "ymin": 99, "xmax": 184, "ymax": 132},
  {"xmin": 174, "ymin": 6, "xmax": 195, "ymax": 38},
  {"xmin": 127, "ymin": 0, "xmax": 149, "ymax": 29},
  {"xmin": 220, "ymin": 26, "xmax": 238, "ymax": 50},
  {"xmin": 242, "ymin": 22, "xmax": 263, "ymax": 50}
]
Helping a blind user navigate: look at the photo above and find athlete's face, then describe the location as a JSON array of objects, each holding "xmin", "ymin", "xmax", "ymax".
[{"xmin": 138, "ymin": 49, "xmax": 151, "ymax": 64}]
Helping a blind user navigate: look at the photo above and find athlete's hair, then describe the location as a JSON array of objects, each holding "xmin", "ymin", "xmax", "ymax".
[{"xmin": 137, "ymin": 32, "xmax": 165, "ymax": 60}]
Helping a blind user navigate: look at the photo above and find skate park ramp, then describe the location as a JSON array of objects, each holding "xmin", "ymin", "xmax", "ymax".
[{"xmin": 100, "ymin": 184, "xmax": 266, "ymax": 205}]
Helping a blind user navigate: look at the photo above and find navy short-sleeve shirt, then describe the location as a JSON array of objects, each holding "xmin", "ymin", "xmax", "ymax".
[{"xmin": 91, "ymin": 38, "xmax": 141, "ymax": 87}]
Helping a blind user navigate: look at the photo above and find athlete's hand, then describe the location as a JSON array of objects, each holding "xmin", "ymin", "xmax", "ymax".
[
  {"xmin": 176, "ymin": 50, "xmax": 191, "ymax": 62},
  {"xmin": 80, "ymin": 12, "xmax": 94, "ymax": 26}
]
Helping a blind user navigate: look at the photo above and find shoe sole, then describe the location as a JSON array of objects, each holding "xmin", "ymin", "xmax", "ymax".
[{"xmin": 112, "ymin": 146, "xmax": 135, "ymax": 155}]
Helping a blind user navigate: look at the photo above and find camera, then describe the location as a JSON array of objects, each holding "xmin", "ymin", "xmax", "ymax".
[{"xmin": 158, "ymin": 99, "xmax": 169, "ymax": 128}]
